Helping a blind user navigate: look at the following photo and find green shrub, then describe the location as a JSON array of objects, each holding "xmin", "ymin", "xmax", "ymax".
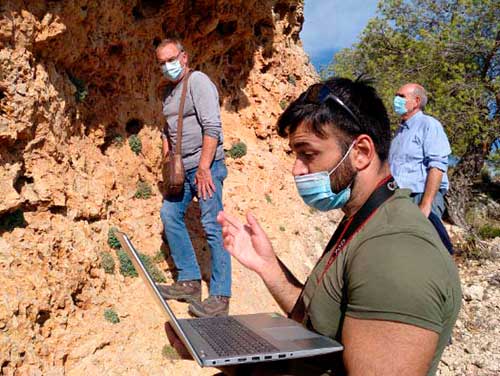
[
  {"xmin": 117, "ymin": 249, "xmax": 166, "ymax": 282},
  {"xmin": 279, "ymin": 226, "xmax": 286, "ymax": 232},
  {"xmin": 129, "ymin": 135, "xmax": 142, "ymax": 155},
  {"xmin": 279, "ymin": 99, "xmax": 288, "ymax": 110},
  {"xmin": 153, "ymin": 249, "xmax": 166, "ymax": 263},
  {"xmin": 134, "ymin": 180, "xmax": 152, "ymax": 199},
  {"xmin": 108, "ymin": 227, "xmax": 121, "ymax": 249},
  {"xmin": 100, "ymin": 251, "xmax": 115, "ymax": 274},
  {"xmin": 117, "ymin": 249, "xmax": 137, "ymax": 277},
  {"xmin": 69, "ymin": 75, "xmax": 88, "ymax": 102},
  {"xmin": 287, "ymin": 74, "xmax": 296, "ymax": 86},
  {"xmin": 0, "ymin": 209, "xmax": 26, "ymax": 232},
  {"xmin": 113, "ymin": 134, "xmax": 124, "ymax": 146},
  {"xmin": 458, "ymin": 235, "xmax": 490, "ymax": 260},
  {"xmin": 478, "ymin": 224, "xmax": 500, "ymax": 239},
  {"xmin": 104, "ymin": 308, "xmax": 120, "ymax": 324},
  {"xmin": 162, "ymin": 344, "xmax": 179, "ymax": 359},
  {"xmin": 265, "ymin": 194, "xmax": 272, "ymax": 204},
  {"xmin": 226, "ymin": 142, "xmax": 247, "ymax": 159}
]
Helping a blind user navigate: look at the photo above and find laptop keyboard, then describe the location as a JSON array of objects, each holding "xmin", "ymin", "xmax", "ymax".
[{"xmin": 188, "ymin": 316, "xmax": 279, "ymax": 357}]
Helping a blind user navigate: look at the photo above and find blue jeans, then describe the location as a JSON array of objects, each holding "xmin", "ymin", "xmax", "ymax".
[
  {"xmin": 410, "ymin": 189, "xmax": 446, "ymax": 218},
  {"xmin": 160, "ymin": 159, "xmax": 231, "ymax": 297}
]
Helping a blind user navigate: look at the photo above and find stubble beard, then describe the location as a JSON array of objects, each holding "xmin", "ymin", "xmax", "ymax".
[{"xmin": 330, "ymin": 156, "xmax": 357, "ymax": 194}]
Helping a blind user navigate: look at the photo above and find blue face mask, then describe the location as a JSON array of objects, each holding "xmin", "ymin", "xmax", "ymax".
[
  {"xmin": 294, "ymin": 142, "xmax": 356, "ymax": 211},
  {"xmin": 162, "ymin": 59, "xmax": 183, "ymax": 81},
  {"xmin": 393, "ymin": 96, "xmax": 408, "ymax": 115}
]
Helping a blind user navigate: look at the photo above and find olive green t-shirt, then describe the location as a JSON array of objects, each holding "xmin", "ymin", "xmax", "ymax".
[{"xmin": 301, "ymin": 189, "xmax": 462, "ymax": 375}]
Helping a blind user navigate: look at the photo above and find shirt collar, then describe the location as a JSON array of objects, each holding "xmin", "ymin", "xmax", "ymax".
[{"xmin": 400, "ymin": 110, "xmax": 423, "ymax": 129}]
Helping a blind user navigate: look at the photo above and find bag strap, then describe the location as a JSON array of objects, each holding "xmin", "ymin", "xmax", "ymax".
[
  {"xmin": 175, "ymin": 69, "xmax": 192, "ymax": 156},
  {"xmin": 289, "ymin": 175, "xmax": 397, "ymax": 322},
  {"xmin": 321, "ymin": 175, "xmax": 396, "ymax": 257}
]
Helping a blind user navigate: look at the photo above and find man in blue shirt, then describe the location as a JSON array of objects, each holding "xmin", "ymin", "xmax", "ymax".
[{"xmin": 390, "ymin": 83, "xmax": 451, "ymax": 218}]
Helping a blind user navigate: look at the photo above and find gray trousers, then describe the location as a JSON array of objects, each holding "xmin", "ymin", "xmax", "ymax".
[{"xmin": 410, "ymin": 189, "xmax": 446, "ymax": 218}]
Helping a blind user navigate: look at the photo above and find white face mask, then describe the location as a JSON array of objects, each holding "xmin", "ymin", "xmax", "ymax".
[{"xmin": 161, "ymin": 59, "xmax": 183, "ymax": 81}]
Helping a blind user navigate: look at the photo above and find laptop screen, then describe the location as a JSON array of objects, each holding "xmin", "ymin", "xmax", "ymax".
[{"xmin": 115, "ymin": 231, "xmax": 202, "ymax": 363}]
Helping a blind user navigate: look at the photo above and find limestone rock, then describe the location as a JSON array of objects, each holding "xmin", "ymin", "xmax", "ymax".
[{"xmin": 2, "ymin": 1, "xmax": 497, "ymax": 375}]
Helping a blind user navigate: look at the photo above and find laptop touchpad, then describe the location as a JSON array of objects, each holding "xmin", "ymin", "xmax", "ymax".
[{"xmin": 263, "ymin": 326, "xmax": 318, "ymax": 341}]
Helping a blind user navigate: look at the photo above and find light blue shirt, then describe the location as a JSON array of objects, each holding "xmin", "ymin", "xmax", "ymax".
[{"xmin": 389, "ymin": 111, "xmax": 451, "ymax": 193}]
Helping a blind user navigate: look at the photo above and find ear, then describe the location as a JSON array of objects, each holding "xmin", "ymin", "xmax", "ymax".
[
  {"xmin": 181, "ymin": 51, "xmax": 189, "ymax": 65},
  {"xmin": 413, "ymin": 95, "xmax": 421, "ymax": 110},
  {"xmin": 351, "ymin": 135, "xmax": 375, "ymax": 171}
]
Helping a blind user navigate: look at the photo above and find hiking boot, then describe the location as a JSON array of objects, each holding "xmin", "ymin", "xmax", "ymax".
[
  {"xmin": 157, "ymin": 280, "xmax": 201, "ymax": 303},
  {"xmin": 188, "ymin": 295, "xmax": 230, "ymax": 318}
]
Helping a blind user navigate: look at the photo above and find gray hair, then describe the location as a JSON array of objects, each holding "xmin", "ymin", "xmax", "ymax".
[
  {"xmin": 156, "ymin": 38, "xmax": 184, "ymax": 53},
  {"xmin": 412, "ymin": 84, "xmax": 428, "ymax": 109}
]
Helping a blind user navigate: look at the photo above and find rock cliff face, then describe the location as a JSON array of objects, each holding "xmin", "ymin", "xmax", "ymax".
[
  {"xmin": 3, "ymin": 2, "xmax": 498, "ymax": 376},
  {"xmin": 1, "ymin": 1, "xmax": 330, "ymax": 374}
]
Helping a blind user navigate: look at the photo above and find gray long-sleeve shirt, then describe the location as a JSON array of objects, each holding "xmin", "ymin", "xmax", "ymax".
[{"xmin": 162, "ymin": 71, "xmax": 224, "ymax": 171}]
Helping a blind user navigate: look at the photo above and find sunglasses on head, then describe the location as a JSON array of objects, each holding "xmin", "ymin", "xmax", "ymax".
[{"xmin": 304, "ymin": 84, "xmax": 361, "ymax": 126}]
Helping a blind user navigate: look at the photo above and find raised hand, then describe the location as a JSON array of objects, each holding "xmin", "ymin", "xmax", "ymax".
[{"xmin": 217, "ymin": 211, "xmax": 278, "ymax": 276}]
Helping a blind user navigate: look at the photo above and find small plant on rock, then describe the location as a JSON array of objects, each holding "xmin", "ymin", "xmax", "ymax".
[
  {"xmin": 279, "ymin": 99, "xmax": 288, "ymax": 110},
  {"xmin": 108, "ymin": 227, "xmax": 121, "ymax": 249},
  {"xmin": 117, "ymin": 249, "xmax": 137, "ymax": 277},
  {"xmin": 162, "ymin": 344, "xmax": 179, "ymax": 359},
  {"xmin": 134, "ymin": 180, "xmax": 152, "ymax": 199},
  {"xmin": 100, "ymin": 251, "xmax": 115, "ymax": 274},
  {"xmin": 129, "ymin": 135, "xmax": 142, "ymax": 155},
  {"xmin": 478, "ymin": 224, "xmax": 500, "ymax": 239},
  {"xmin": 226, "ymin": 142, "xmax": 247, "ymax": 159},
  {"xmin": 69, "ymin": 75, "xmax": 88, "ymax": 103},
  {"xmin": 113, "ymin": 134, "xmax": 124, "ymax": 146},
  {"xmin": 104, "ymin": 308, "xmax": 120, "ymax": 324},
  {"xmin": 153, "ymin": 249, "xmax": 166, "ymax": 263},
  {"xmin": 117, "ymin": 249, "xmax": 166, "ymax": 283},
  {"xmin": 287, "ymin": 74, "xmax": 297, "ymax": 86}
]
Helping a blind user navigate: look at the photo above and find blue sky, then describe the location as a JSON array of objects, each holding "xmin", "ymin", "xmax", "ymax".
[{"xmin": 300, "ymin": 0, "xmax": 379, "ymax": 71}]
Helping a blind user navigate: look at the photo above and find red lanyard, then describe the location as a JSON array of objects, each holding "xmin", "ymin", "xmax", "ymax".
[
  {"xmin": 316, "ymin": 175, "xmax": 396, "ymax": 284},
  {"xmin": 289, "ymin": 175, "xmax": 397, "ymax": 323}
]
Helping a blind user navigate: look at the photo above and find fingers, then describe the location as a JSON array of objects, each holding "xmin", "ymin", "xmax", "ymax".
[
  {"xmin": 208, "ymin": 180, "xmax": 215, "ymax": 198},
  {"xmin": 223, "ymin": 234, "xmax": 235, "ymax": 254},
  {"xmin": 246, "ymin": 212, "xmax": 265, "ymax": 236},
  {"xmin": 200, "ymin": 183, "xmax": 214, "ymax": 200},
  {"xmin": 218, "ymin": 212, "xmax": 242, "ymax": 254},
  {"xmin": 219, "ymin": 211, "xmax": 244, "ymax": 230},
  {"xmin": 195, "ymin": 178, "xmax": 215, "ymax": 200}
]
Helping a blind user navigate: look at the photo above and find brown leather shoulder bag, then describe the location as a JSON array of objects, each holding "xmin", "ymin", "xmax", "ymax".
[{"xmin": 163, "ymin": 70, "xmax": 192, "ymax": 197}]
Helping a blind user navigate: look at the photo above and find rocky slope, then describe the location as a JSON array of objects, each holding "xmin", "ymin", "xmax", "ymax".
[
  {"xmin": 0, "ymin": 1, "xmax": 327, "ymax": 374},
  {"xmin": 1, "ymin": 1, "xmax": 498, "ymax": 375}
]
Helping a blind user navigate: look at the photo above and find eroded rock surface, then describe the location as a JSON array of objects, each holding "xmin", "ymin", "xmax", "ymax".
[
  {"xmin": 1, "ymin": 1, "xmax": 498, "ymax": 375},
  {"xmin": 0, "ymin": 1, "xmax": 323, "ymax": 374}
]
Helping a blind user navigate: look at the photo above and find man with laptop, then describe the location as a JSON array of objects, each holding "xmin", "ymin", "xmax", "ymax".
[
  {"xmin": 216, "ymin": 78, "xmax": 462, "ymax": 375},
  {"xmin": 116, "ymin": 232, "xmax": 343, "ymax": 369}
]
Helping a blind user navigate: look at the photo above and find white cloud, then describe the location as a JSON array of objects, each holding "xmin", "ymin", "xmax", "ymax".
[{"xmin": 301, "ymin": 0, "xmax": 379, "ymax": 56}]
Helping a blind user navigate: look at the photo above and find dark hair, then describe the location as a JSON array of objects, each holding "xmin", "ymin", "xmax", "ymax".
[{"xmin": 277, "ymin": 77, "xmax": 391, "ymax": 161}]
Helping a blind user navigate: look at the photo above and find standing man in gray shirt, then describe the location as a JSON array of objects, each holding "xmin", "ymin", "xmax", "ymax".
[{"xmin": 156, "ymin": 38, "xmax": 231, "ymax": 317}]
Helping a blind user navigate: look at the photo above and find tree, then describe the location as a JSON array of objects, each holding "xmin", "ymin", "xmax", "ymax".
[
  {"xmin": 325, "ymin": 0, "xmax": 500, "ymax": 229},
  {"xmin": 486, "ymin": 138, "xmax": 500, "ymax": 177}
]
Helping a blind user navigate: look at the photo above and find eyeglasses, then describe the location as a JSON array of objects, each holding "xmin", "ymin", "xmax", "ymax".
[
  {"xmin": 158, "ymin": 50, "xmax": 183, "ymax": 65},
  {"xmin": 304, "ymin": 84, "xmax": 361, "ymax": 126}
]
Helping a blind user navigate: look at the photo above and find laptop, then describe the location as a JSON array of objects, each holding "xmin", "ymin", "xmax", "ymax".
[{"xmin": 116, "ymin": 231, "xmax": 343, "ymax": 367}]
